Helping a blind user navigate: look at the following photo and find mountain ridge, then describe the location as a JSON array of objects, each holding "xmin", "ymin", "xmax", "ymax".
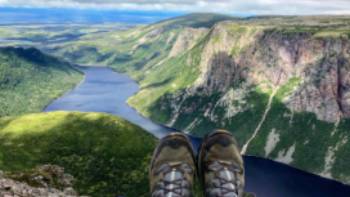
[{"xmin": 29, "ymin": 14, "xmax": 350, "ymax": 184}]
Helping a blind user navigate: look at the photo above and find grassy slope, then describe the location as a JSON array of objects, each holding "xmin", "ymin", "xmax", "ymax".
[
  {"xmin": 0, "ymin": 47, "xmax": 83, "ymax": 117},
  {"xmin": 0, "ymin": 111, "xmax": 157, "ymax": 197},
  {"xmin": 128, "ymin": 39, "xmax": 206, "ymax": 116},
  {"xmin": 0, "ymin": 112, "xmax": 255, "ymax": 197},
  {"xmin": 153, "ymin": 79, "xmax": 350, "ymax": 183}
]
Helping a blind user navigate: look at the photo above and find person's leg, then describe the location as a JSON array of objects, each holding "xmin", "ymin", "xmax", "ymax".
[
  {"xmin": 198, "ymin": 130, "xmax": 245, "ymax": 197},
  {"xmin": 149, "ymin": 133, "xmax": 196, "ymax": 197}
]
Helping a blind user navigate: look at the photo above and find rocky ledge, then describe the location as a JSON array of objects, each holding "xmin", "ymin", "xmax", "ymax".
[{"xmin": 0, "ymin": 165, "xmax": 87, "ymax": 197}]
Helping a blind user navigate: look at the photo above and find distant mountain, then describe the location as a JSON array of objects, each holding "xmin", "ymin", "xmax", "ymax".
[
  {"xmin": 52, "ymin": 13, "xmax": 234, "ymax": 69},
  {"xmin": 0, "ymin": 47, "xmax": 82, "ymax": 116},
  {"xmin": 55, "ymin": 14, "xmax": 350, "ymax": 184}
]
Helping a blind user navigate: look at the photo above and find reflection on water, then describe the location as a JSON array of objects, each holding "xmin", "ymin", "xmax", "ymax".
[{"xmin": 45, "ymin": 67, "xmax": 350, "ymax": 197}]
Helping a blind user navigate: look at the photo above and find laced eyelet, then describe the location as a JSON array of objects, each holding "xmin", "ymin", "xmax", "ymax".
[
  {"xmin": 206, "ymin": 161, "xmax": 241, "ymax": 196},
  {"xmin": 152, "ymin": 163, "xmax": 193, "ymax": 197}
]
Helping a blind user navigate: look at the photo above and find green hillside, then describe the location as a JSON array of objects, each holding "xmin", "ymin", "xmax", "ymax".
[
  {"xmin": 51, "ymin": 14, "xmax": 232, "ymax": 75},
  {"xmin": 0, "ymin": 47, "xmax": 83, "ymax": 117},
  {"xmin": 0, "ymin": 111, "xmax": 157, "ymax": 197},
  {"xmin": 6, "ymin": 14, "xmax": 349, "ymax": 184},
  {"xmin": 52, "ymin": 15, "xmax": 350, "ymax": 184}
]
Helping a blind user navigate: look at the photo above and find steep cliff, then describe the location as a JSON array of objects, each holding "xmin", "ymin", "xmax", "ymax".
[
  {"xmin": 127, "ymin": 17, "xmax": 350, "ymax": 184},
  {"xmin": 56, "ymin": 15, "xmax": 350, "ymax": 184}
]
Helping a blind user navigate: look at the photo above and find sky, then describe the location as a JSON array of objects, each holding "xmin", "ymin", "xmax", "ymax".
[
  {"xmin": 0, "ymin": 0, "xmax": 350, "ymax": 15},
  {"xmin": 0, "ymin": 1, "xmax": 349, "ymax": 24},
  {"xmin": 0, "ymin": 7, "xmax": 182, "ymax": 24}
]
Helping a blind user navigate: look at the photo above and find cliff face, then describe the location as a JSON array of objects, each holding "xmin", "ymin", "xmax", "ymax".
[
  {"xmin": 121, "ymin": 17, "xmax": 350, "ymax": 184},
  {"xmin": 53, "ymin": 15, "xmax": 350, "ymax": 184},
  {"xmin": 186, "ymin": 24, "xmax": 350, "ymax": 123},
  {"xmin": 284, "ymin": 38, "xmax": 350, "ymax": 122},
  {"xmin": 244, "ymin": 32, "xmax": 350, "ymax": 122}
]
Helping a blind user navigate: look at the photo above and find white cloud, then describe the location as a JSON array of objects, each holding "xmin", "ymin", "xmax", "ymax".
[{"xmin": 0, "ymin": 0, "xmax": 350, "ymax": 15}]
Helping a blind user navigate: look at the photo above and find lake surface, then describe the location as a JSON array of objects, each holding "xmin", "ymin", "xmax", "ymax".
[
  {"xmin": 45, "ymin": 67, "xmax": 350, "ymax": 197},
  {"xmin": 0, "ymin": 38, "xmax": 32, "ymax": 44}
]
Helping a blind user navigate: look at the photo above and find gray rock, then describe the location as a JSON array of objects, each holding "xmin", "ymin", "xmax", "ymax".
[{"xmin": 0, "ymin": 165, "xmax": 88, "ymax": 197}]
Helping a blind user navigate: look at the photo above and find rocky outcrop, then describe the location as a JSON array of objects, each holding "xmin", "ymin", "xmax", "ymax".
[
  {"xmin": 258, "ymin": 36, "xmax": 350, "ymax": 122},
  {"xmin": 285, "ymin": 52, "xmax": 350, "ymax": 122},
  {"xmin": 0, "ymin": 165, "xmax": 87, "ymax": 197},
  {"xmin": 169, "ymin": 27, "xmax": 208, "ymax": 58},
  {"xmin": 191, "ymin": 22, "xmax": 262, "ymax": 94}
]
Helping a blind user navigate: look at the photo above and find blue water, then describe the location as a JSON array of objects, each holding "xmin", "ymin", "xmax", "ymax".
[
  {"xmin": 45, "ymin": 66, "xmax": 172, "ymax": 139},
  {"xmin": 45, "ymin": 66, "xmax": 350, "ymax": 197}
]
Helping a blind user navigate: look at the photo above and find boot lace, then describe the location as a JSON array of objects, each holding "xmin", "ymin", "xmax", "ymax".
[
  {"xmin": 152, "ymin": 163, "xmax": 193, "ymax": 197},
  {"xmin": 205, "ymin": 160, "xmax": 242, "ymax": 197}
]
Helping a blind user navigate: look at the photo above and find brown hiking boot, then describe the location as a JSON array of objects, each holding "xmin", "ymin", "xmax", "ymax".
[
  {"xmin": 199, "ymin": 130, "xmax": 245, "ymax": 197},
  {"xmin": 150, "ymin": 133, "xmax": 196, "ymax": 197}
]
